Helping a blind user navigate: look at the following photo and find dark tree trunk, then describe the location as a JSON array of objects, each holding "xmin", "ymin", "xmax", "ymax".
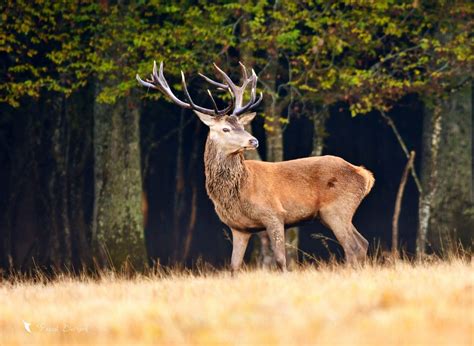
[
  {"xmin": 172, "ymin": 110, "xmax": 186, "ymax": 263},
  {"xmin": 182, "ymin": 121, "xmax": 201, "ymax": 261},
  {"xmin": 427, "ymin": 85, "xmax": 473, "ymax": 254},
  {"xmin": 92, "ymin": 88, "xmax": 146, "ymax": 270},
  {"xmin": 66, "ymin": 89, "xmax": 95, "ymax": 270},
  {"xmin": 0, "ymin": 104, "xmax": 37, "ymax": 271}
]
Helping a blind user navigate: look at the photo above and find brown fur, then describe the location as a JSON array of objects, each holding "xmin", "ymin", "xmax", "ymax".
[
  {"xmin": 205, "ymin": 139, "xmax": 373, "ymax": 230},
  {"xmin": 203, "ymin": 131, "xmax": 374, "ymax": 272}
]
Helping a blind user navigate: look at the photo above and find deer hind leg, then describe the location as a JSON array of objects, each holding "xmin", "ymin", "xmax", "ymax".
[
  {"xmin": 266, "ymin": 222, "xmax": 287, "ymax": 272},
  {"xmin": 230, "ymin": 229, "xmax": 251, "ymax": 274},
  {"xmin": 320, "ymin": 208, "xmax": 365, "ymax": 265}
]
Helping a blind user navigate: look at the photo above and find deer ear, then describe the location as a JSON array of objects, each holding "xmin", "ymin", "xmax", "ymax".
[
  {"xmin": 193, "ymin": 111, "xmax": 216, "ymax": 127},
  {"xmin": 238, "ymin": 112, "xmax": 257, "ymax": 126}
]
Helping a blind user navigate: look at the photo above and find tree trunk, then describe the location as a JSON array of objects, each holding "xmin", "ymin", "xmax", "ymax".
[
  {"xmin": 427, "ymin": 84, "xmax": 473, "ymax": 254},
  {"xmin": 67, "ymin": 89, "xmax": 95, "ymax": 270},
  {"xmin": 172, "ymin": 110, "xmax": 186, "ymax": 263},
  {"xmin": 51, "ymin": 95, "xmax": 73, "ymax": 269},
  {"xmin": 311, "ymin": 109, "xmax": 328, "ymax": 157},
  {"xmin": 2, "ymin": 104, "xmax": 39, "ymax": 271},
  {"xmin": 92, "ymin": 89, "xmax": 146, "ymax": 270},
  {"xmin": 182, "ymin": 121, "xmax": 201, "ymax": 261},
  {"xmin": 417, "ymin": 100, "xmax": 442, "ymax": 257}
]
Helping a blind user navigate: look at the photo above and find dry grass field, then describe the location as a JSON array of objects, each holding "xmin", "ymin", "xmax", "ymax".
[{"xmin": 0, "ymin": 259, "xmax": 472, "ymax": 345}]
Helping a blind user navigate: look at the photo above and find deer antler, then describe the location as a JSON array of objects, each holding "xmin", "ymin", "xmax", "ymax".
[
  {"xmin": 136, "ymin": 61, "xmax": 233, "ymax": 116},
  {"xmin": 137, "ymin": 61, "xmax": 262, "ymax": 116},
  {"xmin": 198, "ymin": 61, "xmax": 263, "ymax": 116}
]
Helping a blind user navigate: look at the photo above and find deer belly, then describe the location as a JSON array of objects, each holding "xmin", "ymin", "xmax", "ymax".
[
  {"xmin": 214, "ymin": 204, "xmax": 265, "ymax": 231},
  {"xmin": 282, "ymin": 202, "xmax": 319, "ymax": 225}
]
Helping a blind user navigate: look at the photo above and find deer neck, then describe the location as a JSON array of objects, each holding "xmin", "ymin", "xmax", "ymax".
[{"xmin": 204, "ymin": 136, "xmax": 248, "ymax": 208}]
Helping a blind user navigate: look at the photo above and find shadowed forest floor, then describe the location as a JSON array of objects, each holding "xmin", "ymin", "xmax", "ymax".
[{"xmin": 0, "ymin": 260, "xmax": 472, "ymax": 345}]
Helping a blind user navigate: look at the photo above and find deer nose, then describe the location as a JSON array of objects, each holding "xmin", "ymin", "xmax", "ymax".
[{"xmin": 249, "ymin": 138, "xmax": 259, "ymax": 148}]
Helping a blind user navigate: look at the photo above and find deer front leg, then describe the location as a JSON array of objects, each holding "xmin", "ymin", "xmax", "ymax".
[
  {"xmin": 266, "ymin": 222, "xmax": 287, "ymax": 272},
  {"xmin": 230, "ymin": 229, "xmax": 251, "ymax": 274},
  {"xmin": 352, "ymin": 224, "xmax": 368, "ymax": 261},
  {"xmin": 258, "ymin": 231, "xmax": 275, "ymax": 268}
]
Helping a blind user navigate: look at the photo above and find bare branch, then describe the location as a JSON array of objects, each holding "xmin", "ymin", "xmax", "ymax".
[{"xmin": 380, "ymin": 111, "xmax": 422, "ymax": 193}]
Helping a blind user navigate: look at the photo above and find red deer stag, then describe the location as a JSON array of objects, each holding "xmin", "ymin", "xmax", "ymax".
[{"xmin": 137, "ymin": 61, "xmax": 374, "ymax": 272}]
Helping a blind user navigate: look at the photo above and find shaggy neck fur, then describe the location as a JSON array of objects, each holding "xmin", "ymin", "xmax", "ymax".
[{"xmin": 204, "ymin": 136, "xmax": 248, "ymax": 221}]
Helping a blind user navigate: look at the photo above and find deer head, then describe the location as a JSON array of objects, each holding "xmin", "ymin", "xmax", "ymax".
[{"xmin": 136, "ymin": 61, "xmax": 262, "ymax": 155}]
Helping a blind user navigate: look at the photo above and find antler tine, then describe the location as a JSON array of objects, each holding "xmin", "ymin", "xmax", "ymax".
[
  {"xmin": 245, "ymin": 72, "xmax": 257, "ymax": 104},
  {"xmin": 198, "ymin": 72, "xmax": 228, "ymax": 90},
  {"xmin": 199, "ymin": 69, "xmax": 237, "ymax": 113},
  {"xmin": 250, "ymin": 69, "xmax": 257, "ymax": 100},
  {"xmin": 250, "ymin": 91, "xmax": 263, "ymax": 110},
  {"xmin": 136, "ymin": 73, "xmax": 159, "ymax": 90},
  {"xmin": 136, "ymin": 61, "xmax": 161, "ymax": 90},
  {"xmin": 233, "ymin": 68, "xmax": 263, "ymax": 116},
  {"xmin": 181, "ymin": 71, "xmax": 233, "ymax": 115},
  {"xmin": 243, "ymin": 65, "xmax": 256, "ymax": 90},
  {"xmin": 213, "ymin": 62, "xmax": 252, "ymax": 111},
  {"xmin": 181, "ymin": 71, "xmax": 220, "ymax": 115},
  {"xmin": 235, "ymin": 91, "xmax": 263, "ymax": 116},
  {"xmin": 207, "ymin": 89, "xmax": 219, "ymax": 114},
  {"xmin": 137, "ymin": 61, "xmax": 192, "ymax": 109},
  {"xmin": 156, "ymin": 61, "xmax": 171, "ymax": 90},
  {"xmin": 152, "ymin": 61, "xmax": 159, "ymax": 83},
  {"xmin": 238, "ymin": 61, "xmax": 248, "ymax": 81},
  {"xmin": 248, "ymin": 70, "xmax": 263, "ymax": 112},
  {"xmin": 213, "ymin": 63, "xmax": 238, "ymax": 94}
]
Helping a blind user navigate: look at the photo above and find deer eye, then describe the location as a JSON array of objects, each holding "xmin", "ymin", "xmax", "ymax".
[{"xmin": 222, "ymin": 128, "xmax": 230, "ymax": 133}]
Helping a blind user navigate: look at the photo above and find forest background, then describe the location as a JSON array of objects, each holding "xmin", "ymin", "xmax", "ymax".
[{"xmin": 0, "ymin": 0, "xmax": 472, "ymax": 272}]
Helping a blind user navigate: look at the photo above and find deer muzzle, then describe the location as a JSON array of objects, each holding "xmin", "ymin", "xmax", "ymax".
[{"xmin": 248, "ymin": 138, "xmax": 259, "ymax": 149}]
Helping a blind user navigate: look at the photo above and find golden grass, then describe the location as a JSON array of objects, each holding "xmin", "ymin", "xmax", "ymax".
[{"xmin": 0, "ymin": 260, "xmax": 473, "ymax": 345}]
